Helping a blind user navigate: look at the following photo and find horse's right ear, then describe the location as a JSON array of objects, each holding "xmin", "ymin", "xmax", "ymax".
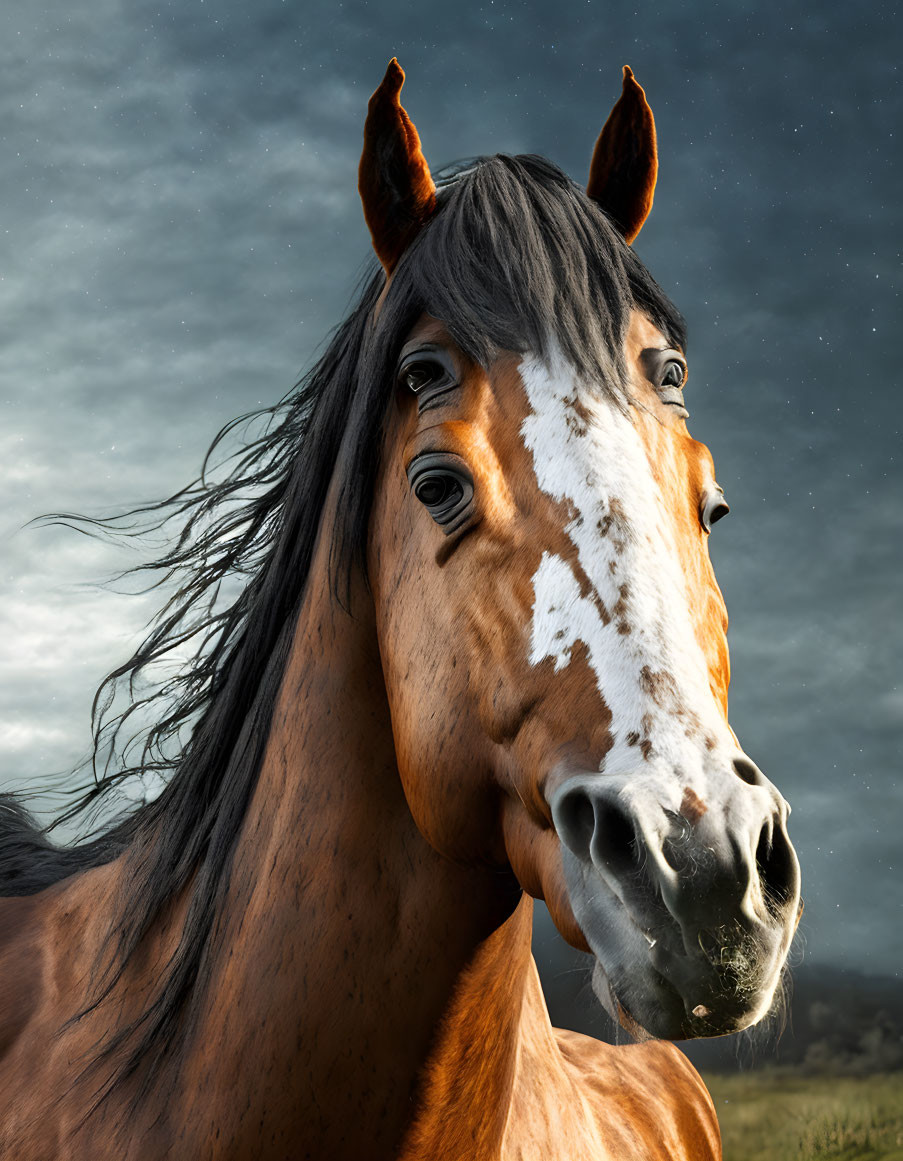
[
  {"xmin": 359, "ymin": 59, "xmax": 437, "ymax": 276},
  {"xmin": 586, "ymin": 66, "xmax": 658, "ymax": 244}
]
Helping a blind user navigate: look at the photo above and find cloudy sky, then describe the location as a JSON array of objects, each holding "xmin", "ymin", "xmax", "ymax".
[{"xmin": 1, "ymin": 1, "xmax": 899, "ymax": 980}]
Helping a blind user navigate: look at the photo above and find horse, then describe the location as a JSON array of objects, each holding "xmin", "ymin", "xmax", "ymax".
[{"xmin": 0, "ymin": 60, "xmax": 801, "ymax": 1159}]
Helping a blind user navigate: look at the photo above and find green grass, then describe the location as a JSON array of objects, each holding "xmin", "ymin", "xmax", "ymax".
[{"xmin": 702, "ymin": 1071, "xmax": 903, "ymax": 1161}]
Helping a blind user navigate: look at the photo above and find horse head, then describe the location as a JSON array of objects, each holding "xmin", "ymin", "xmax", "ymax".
[{"xmin": 359, "ymin": 60, "xmax": 801, "ymax": 1041}]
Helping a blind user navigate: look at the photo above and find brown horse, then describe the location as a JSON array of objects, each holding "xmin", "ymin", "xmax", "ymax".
[{"xmin": 0, "ymin": 61, "xmax": 801, "ymax": 1159}]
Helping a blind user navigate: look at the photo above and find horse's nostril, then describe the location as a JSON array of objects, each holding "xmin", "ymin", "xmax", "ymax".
[
  {"xmin": 593, "ymin": 803, "xmax": 639, "ymax": 876},
  {"xmin": 556, "ymin": 790, "xmax": 596, "ymax": 858},
  {"xmin": 660, "ymin": 809, "xmax": 695, "ymax": 875},
  {"xmin": 554, "ymin": 788, "xmax": 640, "ymax": 875},
  {"xmin": 732, "ymin": 757, "xmax": 763, "ymax": 786},
  {"xmin": 755, "ymin": 818, "xmax": 798, "ymax": 914},
  {"xmin": 661, "ymin": 832, "xmax": 690, "ymax": 874}
]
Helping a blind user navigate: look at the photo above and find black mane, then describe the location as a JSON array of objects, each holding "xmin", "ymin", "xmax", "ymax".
[{"xmin": 0, "ymin": 154, "xmax": 685, "ymax": 1091}]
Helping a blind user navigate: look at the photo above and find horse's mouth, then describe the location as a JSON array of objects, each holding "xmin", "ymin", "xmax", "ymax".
[
  {"xmin": 587, "ymin": 925, "xmax": 778, "ymax": 1041},
  {"xmin": 559, "ymin": 847, "xmax": 788, "ymax": 1040}
]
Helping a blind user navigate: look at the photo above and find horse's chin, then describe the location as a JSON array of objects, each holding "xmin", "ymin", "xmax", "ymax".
[{"xmin": 588, "ymin": 954, "xmax": 777, "ymax": 1042}]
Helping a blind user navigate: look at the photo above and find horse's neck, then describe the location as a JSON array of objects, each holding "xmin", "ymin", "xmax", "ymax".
[{"xmin": 177, "ymin": 558, "xmax": 531, "ymax": 1159}]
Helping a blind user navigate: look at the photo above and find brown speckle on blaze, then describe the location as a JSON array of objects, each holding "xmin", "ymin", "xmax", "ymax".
[
  {"xmin": 564, "ymin": 394, "xmax": 591, "ymax": 437},
  {"xmin": 597, "ymin": 514, "xmax": 612, "ymax": 536},
  {"xmin": 613, "ymin": 584, "xmax": 632, "ymax": 635},
  {"xmin": 626, "ymin": 732, "xmax": 640, "ymax": 747},
  {"xmin": 595, "ymin": 499, "xmax": 630, "ymax": 554},
  {"xmin": 589, "ymin": 590, "xmax": 611, "ymax": 626},
  {"xmin": 610, "ymin": 498, "xmax": 631, "ymax": 553},
  {"xmin": 639, "ymin": 666, "xmax": 681, "ymax": 710},
  {"xmin": 639, "ymin": 739, "xmax": 654, "ymax": 761},
  {"xmin": 679, "ymin": 787, "xmax": 708, "ymax": 826},
  {"xmin": 704, "ymin": 734, "xmax": 717, "ymax": 751}
]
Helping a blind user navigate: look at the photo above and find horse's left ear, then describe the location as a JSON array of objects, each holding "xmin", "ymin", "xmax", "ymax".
[
  {"xmin": 587, "ymin": 66, "xmax": 658, "ymax": 244},
  {"xmin": 359, "ymin": 58, "xmax": 437, "ymax": 275}
]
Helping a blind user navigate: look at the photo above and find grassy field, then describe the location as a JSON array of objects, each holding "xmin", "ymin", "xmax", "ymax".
[{"xmin": 702, "ymin": 1072, "xmax": 903, "ymax": 1161}]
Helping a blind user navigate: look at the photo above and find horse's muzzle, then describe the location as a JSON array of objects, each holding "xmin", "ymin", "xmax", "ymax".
[{"xmin": 550, "ymin": 759, "xmax": 802, "ymax": 1039}]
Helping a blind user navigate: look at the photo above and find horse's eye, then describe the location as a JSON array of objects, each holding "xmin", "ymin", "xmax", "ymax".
[
  {"xmin": 661, "ymin": 360, "xmax": 685, "ymax": 389},
  {"xmin": 701, "ymin": 486, "xmax": 730, "ymax": 533},
  {"xmin": 415, "ymin": 474, "xmax": 460, "ymax": 508},
  {"xmin": 406, "ymin": 452, "xmax": 475, "ymax": 535},
  {"xmin": 401, "ymin": 361, "xmax": 441, "ymax": 393},
  {"xmin": 397, "ymin": 351, "xmax": 460, "ymax": 412}
]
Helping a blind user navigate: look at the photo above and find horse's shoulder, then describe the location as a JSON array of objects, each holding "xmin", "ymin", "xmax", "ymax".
[{"xmin": 554, "ymin": 1029, "xmax": 722, "ymax": 1161}]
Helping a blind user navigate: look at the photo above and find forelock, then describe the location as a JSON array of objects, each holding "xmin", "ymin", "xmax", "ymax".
[{"xmin": 378, "ymin": 153, "xmax": 686, "ymax": 397}]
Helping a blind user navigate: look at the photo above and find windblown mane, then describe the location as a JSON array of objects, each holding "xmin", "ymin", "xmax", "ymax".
[{"xmin": 0, "ymin": 154, "xmax": 685, "ymax": 1089}]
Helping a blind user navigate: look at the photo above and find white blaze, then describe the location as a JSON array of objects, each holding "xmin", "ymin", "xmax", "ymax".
[{"xmin": 521, "ymin": 343, "xmax": 731, "ymax": 786}]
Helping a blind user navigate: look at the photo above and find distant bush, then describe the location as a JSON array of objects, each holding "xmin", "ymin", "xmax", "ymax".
[{"xmin": 802, "ymin": 1001, "xmax": 903, "ymax": 1075}]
